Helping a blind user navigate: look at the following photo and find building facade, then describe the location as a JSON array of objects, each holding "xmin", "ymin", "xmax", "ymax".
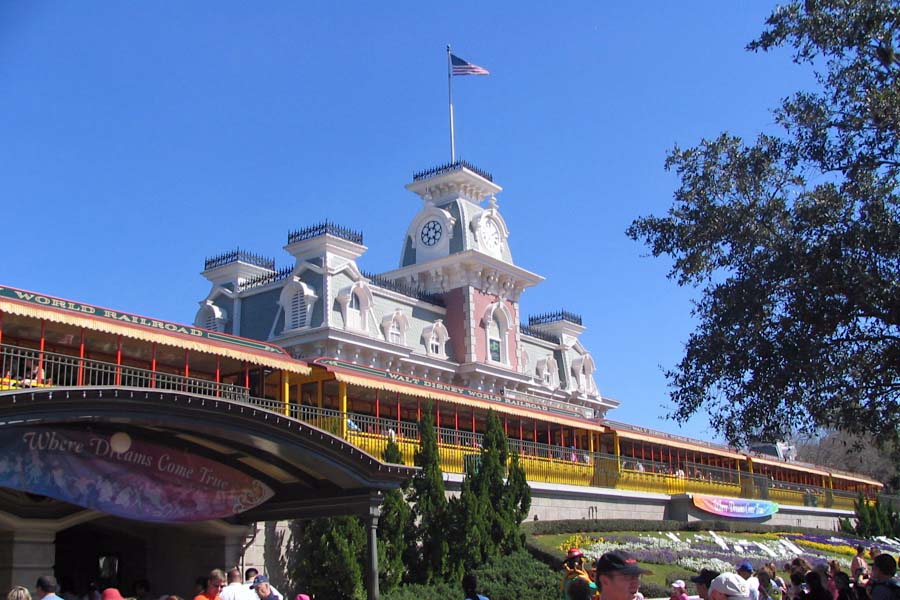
[{"xmin": 196, "ymin": 161, "xmax": 611, "ymax": 421}]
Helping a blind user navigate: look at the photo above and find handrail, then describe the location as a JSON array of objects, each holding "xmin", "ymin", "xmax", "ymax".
[
  {"xmin": 0, "ymin": 343, "xmax": 248, "ymax": 400},
  {"xmin": 603, "ymin": 418, "xmax": 740, "ymax": 453},
  {"xmin": 0, "ymin": 342, "xmax": 882, "ymax": 505}
]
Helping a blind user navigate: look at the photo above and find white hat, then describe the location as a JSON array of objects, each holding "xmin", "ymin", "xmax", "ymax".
[
  {"xmin": 672, "ymin": 580, "xmax": 686, "ymax": 589},
  {"xmin": 709, "ymin": 573, "xmax": 750, "ymax": 600}
]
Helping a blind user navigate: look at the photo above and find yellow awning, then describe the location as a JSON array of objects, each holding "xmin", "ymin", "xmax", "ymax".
[
  {"xmin": 749, "ymin": 455, "xmax": 829, "ymax": 477},
  {"xmin": 0, "ymin": 298, "xmax": 310, "ymax": 375},
  {"xmin": 329, "ymin": 370, "xmax": 605, "ymax": 432},
  {"xmin": 828, "ymin": 472, "xmax": 883, "ymax": 487},
  {"xmin": 613, "ymin": 428, "xmax": 745, "ymax": 460}
]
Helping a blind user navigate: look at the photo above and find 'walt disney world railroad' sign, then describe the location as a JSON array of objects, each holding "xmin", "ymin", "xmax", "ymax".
[
  {"xmin": 693, "ymin": 494, "xmax": 778, "ymax": 519},
  {"xmin": 0, "ymin": 286, "xmax": 288, "ymax": 355},
  {"xmin": 0, "ymin": 426, "xmax": 274, "ymax": 522}
]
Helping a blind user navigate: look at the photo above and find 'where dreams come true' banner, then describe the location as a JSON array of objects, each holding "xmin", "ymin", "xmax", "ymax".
[
  {"xmin": 693, "ymin": 494, "xmax": 778, "ymax": 519},
  {"xmin": 0, "ymin": 427, "xmax": 274, "ymax": 522}
]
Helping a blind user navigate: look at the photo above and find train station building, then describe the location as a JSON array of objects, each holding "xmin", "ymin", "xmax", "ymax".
[{"xmin": 0, "ymin": 162, "xmax": 885, "ymax": 600}]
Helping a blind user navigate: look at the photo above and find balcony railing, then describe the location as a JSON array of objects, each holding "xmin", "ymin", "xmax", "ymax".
[
  {"xmin": 0, "ymin": 344, "xmax": 248, "ymax": 400},
  {"xmin": 0, "ymin": 342, "xmax": 880, "ymax": 509}
]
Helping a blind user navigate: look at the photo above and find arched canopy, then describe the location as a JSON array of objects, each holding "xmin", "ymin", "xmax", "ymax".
[{"xmin": 0, "ymin": 387, "xmax": 415, "ymax": 523}]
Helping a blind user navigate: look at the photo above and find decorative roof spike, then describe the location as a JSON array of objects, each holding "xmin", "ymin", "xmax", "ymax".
[
  {"xmin": 412, "ymin": 159, "xmax": 493, "ymax": 182},
  {"xmin": 239, "ymin": 265, "xmax": 293, "ymax": 291},
  {"xmin": 204, "ymin": 248, "xmax": 276, "ymax": 271},
  {"xmin": 360, "ymin": 270, "xmax": 445, "ymax": 307},
  {"xmin": 287, "ymin": 220, "xmax": 364, "ymax": 246},
  {"xmin": 527, "ymin": 310, "xmax": 583, "ymax": 327}
]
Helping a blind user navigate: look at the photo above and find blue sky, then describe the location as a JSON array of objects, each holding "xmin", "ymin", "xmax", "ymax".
[{"xmin": 0, "ymin": 2, "xmax": 810, "ymax": 443}]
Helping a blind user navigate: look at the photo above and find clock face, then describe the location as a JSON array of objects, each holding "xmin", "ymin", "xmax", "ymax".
[
  {"xmin": 481, "ymin": 219, "xmax": 501, "ymax": 252},
  {"xmin": 420, "ymin": 220, "xmax": 442, "ymax": 246}
]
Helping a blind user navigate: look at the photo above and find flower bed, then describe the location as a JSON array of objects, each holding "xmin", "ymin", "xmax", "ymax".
[{"xmin": 553, "ymin": 530, "xmax": 855, "ymax": 573}]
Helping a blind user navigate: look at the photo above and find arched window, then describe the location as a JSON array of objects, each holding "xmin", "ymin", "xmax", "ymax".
[
  {"xmin": 422, "ymin": 320, "xmax": 450, "ymax": 359},
  {"xmin": 194, "ymin": 302, "xmax": 228, "ymax": 333},
  {"xmin": 279, "ymin": 279, "xmax": 319, "ymax": 334},
  {"xmin": 571, "ymin": 354, "xmax": 598, "ymax": 396},
  {"xmin": 337, "ymin": 281, "xmax": 374, "ymax": 334},
  {"xmin": 488, "ymin": 316, "xmax": 502, "ymax": 362},
  {"xmin": 481, "ymin": 302, "xmax": 513, "ymax": 365},
  {"xmin": 536, "ymin": 356, "xmax": 559, "ymax": 388},
  {"xmin": 381, "ymin": 309, "xmax": 410, "ymax": 346},
  {"xmin": 518, "ymin": 346, "xmax": 530, "ymax": 375}
]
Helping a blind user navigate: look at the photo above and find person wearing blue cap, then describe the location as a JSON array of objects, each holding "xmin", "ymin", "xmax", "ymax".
[
  {"xmin": 249, "ymin": 577, "xmax": 277, "ymax": 600},
  {"xmin": 737, "ymin": 562, "xmax": 760, "ymax": 600}
]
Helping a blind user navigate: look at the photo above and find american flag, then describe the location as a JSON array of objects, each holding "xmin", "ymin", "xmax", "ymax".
[{"xmin": 451, "ymin": 54, "xmax": 490, "ymax": 76}]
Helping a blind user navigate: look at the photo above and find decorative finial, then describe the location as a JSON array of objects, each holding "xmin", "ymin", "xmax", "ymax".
[{"xmin": 489, "ymin": 195, "xmax": 498, "ymax": 209}]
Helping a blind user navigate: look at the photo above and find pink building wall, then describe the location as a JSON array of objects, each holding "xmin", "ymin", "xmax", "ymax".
[
  {"xmin": 442, "ymin": 288, "xmax": 467, "ymax": 362},
  {"xmin": 471, "ymin": 289, "xmax": 517, "ymax": 370}
]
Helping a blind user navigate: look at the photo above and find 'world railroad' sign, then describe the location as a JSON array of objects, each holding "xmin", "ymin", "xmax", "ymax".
[{"xmin": 0, "ymin": 286, "xmax": 288, "ymax": 355}]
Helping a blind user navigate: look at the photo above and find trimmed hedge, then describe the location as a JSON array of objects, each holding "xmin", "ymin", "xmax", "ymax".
[{"xmin": 382, "ymin": 550, "xmax": 558, "ymax": 600}]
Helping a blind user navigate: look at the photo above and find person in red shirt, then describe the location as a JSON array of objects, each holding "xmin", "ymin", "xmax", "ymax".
[{"xmin": 194, "ymin": 570, "xmax": 226, "ymax": 600}]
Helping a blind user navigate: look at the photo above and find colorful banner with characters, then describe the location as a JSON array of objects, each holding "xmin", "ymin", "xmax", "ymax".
[
  {"xmin": 693, "ymin": 494, "xmax": 778, "ymax": 518},
  {"xmin": 0, "ymin": 427, "xmax": 274, "ymax": 522}
]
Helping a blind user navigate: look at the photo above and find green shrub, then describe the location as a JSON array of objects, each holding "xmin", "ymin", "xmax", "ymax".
[
  {"xmin": 383, "ymin": 550, "xmax": 557, "ymax": 600},
  {"xmin": 475, "ymin": 550, "xmax": 558, "ymax": 600},
  {"xmin": 381, "ymin": 580, "xmax": 457, "ymax": 600},
  {"xmin": 522, "ymin": 519, "xmax": 684, "ymax": 536}
]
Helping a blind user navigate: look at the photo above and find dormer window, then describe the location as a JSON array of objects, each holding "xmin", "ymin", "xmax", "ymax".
[
  {"xmin": 381, "ymin": 309, "xmax": 410, "ymax": 346},
  {"xmin": 279, "ymin": 279, "xmax": 319, "ymax": 334},
  {"xmin": 571, "ymin": 354, "xmax": 598, "ymax": 396},
  {"xmin": 195, "ymin": 301, "xmax": 228, "ymax": 333},
  {"xmin": 429, "ymin": 332, "xmax": 441, "ymax": 354},
  {"xmin": 289, "ymin": 291, "xmax": 307, "ymax": 329},
  {"xmin": 422, "ymin": 320, "xmax": 450, "ymax": 359},
  {"xmin": 518, "ymin": 346, "xmax": 530, "ymax": 375},
  {"xmin": 536, "ymin": 356, "xmax": 559, "ymax": 389},
  {"xmin": 337, "ymin": 281, "xmax": 375, "ymax": 334}
]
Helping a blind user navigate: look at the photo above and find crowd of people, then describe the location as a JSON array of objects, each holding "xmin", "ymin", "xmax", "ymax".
[
  {"xmin": 4, "ymin": 569, "xmax": 310, "ymax": 600},
  {"xmin": 5, "ymin": 546, "xmax": 898, "ymax": 600},
  {"xmin": 558, "ymin": 546, "xmax": 900, "ymax": 600}
]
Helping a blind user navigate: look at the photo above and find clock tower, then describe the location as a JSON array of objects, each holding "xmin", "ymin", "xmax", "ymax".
[{"xmin": 381, "ymin": 161, "xmax": 543, "ymax": 383}]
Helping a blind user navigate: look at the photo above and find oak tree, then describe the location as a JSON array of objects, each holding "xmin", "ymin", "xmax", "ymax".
[{"xmin": 628, "ymin": 0, "xmax": 900, "ymax": 446}]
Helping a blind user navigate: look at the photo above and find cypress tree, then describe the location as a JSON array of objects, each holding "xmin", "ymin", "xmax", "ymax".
[
  {"xmin": 378, "ymin": 438, "xmax": 413, "ymax": 592},
  {"xmin": 472, "ymin": 411, "xmax": 511, "ymax": 555},
  {"xmin": 854, "ymin": 492, "xmax": 872, "ymax": 537},
  {"xmin": 447, "ymin": 473, "xmax": 489, "ymax": 575},
  {"xmin": 503, "ymin": 450, "xmax": 532, "ymax": 550},
  {"xmin": 289, "ymin": 516, "xmax": 366, "ymax": 600},
  {"xmin": 408, "ymin": 405, "xmax": 450, "ymax": 583}
]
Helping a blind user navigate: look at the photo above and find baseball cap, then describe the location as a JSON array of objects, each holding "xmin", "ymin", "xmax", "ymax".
[
  {"xmin": 709, "ymin": 573, "xmax": 750, "ymax": 600},
  {"xmin": 672, "ymin": 580, "xmax": 686, "ymax": 589},
  {"xmin": 566, "ymin": 548, "xmax": 585, "ymax": 560},
  {"xmin": 100, "ymin": 590, "xmax": 125, "ymax": 600},
  {"xmin": 737, "ymin": 561, "xmax": 754, "ymax": 573},
  {"xmin": 691, "ymin": 569, "xmax": 721, "ymax": 587},
  {"xmin": 250, "ymin": 576, "xmax": 269, "ymax": 589},
  {"xmin": 595, "ymin": 550, "xmax": 653, "ymax": 576}
]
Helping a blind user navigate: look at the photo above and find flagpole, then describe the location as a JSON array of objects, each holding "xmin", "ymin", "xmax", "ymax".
[{"xmin": 447, "ymin": 44, "xmax": 456, "ymax": 162}]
